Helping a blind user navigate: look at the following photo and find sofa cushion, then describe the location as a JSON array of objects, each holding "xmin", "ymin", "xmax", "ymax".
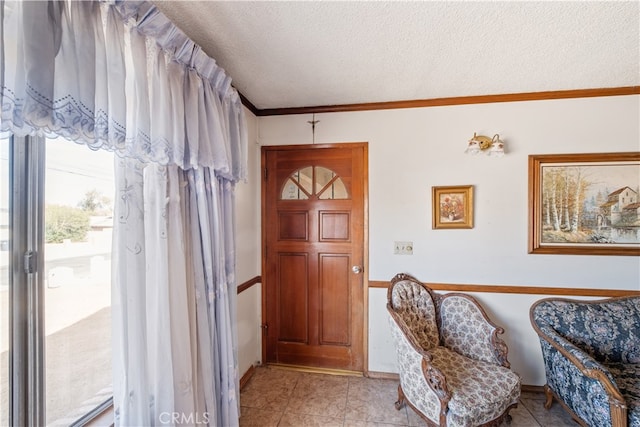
[{"xmin": 429, "ymin": 346, "xmax": 521, "ymax": 426}]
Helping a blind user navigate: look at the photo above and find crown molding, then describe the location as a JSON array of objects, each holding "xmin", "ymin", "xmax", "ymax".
[
  {"xmin": 238, "ymin": 91, "xmax": 260, "ymax": 116},
  {"xmin": 238, "ymin": 86, "xmax": 640, "ymax": 117}
]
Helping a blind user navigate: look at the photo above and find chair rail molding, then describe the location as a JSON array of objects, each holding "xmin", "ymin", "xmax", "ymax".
[{"xmin": 368, "ymin": 280, "xmax": 640, "ymax": 298}]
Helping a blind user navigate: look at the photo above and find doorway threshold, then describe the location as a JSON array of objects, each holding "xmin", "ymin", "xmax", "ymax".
[{"xmin": 266, "ymin": 363, "xmax": 363, "ymax": 377}]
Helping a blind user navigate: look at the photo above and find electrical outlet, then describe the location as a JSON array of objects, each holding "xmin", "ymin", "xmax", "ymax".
[{"xmin": 394, "ymin": 241, "xmax": 413, "ymax": 255}]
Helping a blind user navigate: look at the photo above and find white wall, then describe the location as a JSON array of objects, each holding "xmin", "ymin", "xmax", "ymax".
[
  {"xmin": 235, "ymin": 108, "xmax": 262, "ymax": 377},
  {"xmin": 248, "ymin": 95, "xmax": 640, "ymax": 385},
  {"xmin": 236, "ymin": 109, "xmax": 262, "ymax": 283},
  {"xmin": 237, "ymin": 284, "xmax": 261, "ymax": 376}
]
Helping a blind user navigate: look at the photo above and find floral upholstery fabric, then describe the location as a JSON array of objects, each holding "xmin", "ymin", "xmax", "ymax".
[
  {"xmin": 430, "ymin": 347, "xmax": 521, "ymax": 426},
  {"xmin": 387, "ymin": 274, "xmax": 521, "ymax": 426},
  {"xmin": 607, "ymin": 363, "xmax": 640, "ymax": 427},
  {"xmin": 389, "ymin": 317, "xmax": 521, "ymax": 427},
  {"xmin": 390, "ymin": 279, "xmax": 440, "ymax": 350},
  {"xmin": 533, "ymin": 298, "xmax": 640, "ymax": 364},
  {"xmin": 389, "ymin": 318, "xmax": 442, "ymax": 422},
  {"xmin": 531, "ymin": 296, "xmax": 640, "ymax": 427},
  {"xmin": 539, "ymin": 338, "xmax": 616, "ymax": 426},
  {"xmin": 439, "ymin": 295, "xmax": 501, "ymax": 365}
]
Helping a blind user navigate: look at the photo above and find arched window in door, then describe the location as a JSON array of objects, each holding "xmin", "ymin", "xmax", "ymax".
[{"xmin": 281, "ymin": 166, "xmax": 349, "ymax": 200}]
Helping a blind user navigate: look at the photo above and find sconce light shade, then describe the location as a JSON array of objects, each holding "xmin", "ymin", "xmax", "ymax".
[
  {"xmin": 488, "ymin": 135, "xmax": 505, "ymax": 157},
  {"xmin": 465, "ymin": 133, "xmax": 505, "ymax": 157},
  {"xmin": 465, "ymin": 137, "xmax": 481, "ymax": 155}
]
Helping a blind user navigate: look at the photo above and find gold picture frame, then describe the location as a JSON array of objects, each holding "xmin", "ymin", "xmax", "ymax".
[
  {"xmin": 432, "ymin": 185, "xmax": 474, "ymax": 229},
  {"xmin": 528, "ymin": 152, "xmax": 640, "ymax": 256}
]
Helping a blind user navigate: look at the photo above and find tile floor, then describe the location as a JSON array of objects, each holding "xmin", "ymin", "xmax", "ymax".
[{"xmin": 239, "ymin": 366, "xmax": 578, "ymax": 426}]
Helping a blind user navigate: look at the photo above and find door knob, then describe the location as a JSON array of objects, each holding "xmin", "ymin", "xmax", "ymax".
[{"xmin": 352, "ymin": 265, "xmax": 363, "ymax": 274}]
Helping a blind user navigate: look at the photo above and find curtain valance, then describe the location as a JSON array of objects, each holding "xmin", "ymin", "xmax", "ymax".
[{"xmin": 0, "ymin": 0, "xmax": 247, "ymax": 181}]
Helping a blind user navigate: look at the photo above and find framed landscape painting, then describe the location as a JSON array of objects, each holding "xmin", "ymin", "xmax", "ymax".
[
  {"xmin": 528, "ymin": 152, "xmax": 640, "ymax": 256},
  {"xmin": 432, "ymin": 185, "xmax": 473, "ymax": 229}
]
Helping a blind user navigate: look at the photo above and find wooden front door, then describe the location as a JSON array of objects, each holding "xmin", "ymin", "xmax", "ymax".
[{"xmin": 262, "ymin": 143, "xmax": 367, "ymax": 371}]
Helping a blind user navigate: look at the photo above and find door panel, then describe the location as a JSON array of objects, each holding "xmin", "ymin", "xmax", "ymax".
[
  {"xmin": 319, "ymin": 254, "xmax": 350, "ymax": 345},
  {"xmin": 277, "ymin": 253, "xmax": 308, "ymax": 343},
  {"xmin": 319, "ymin": 211, "xmax": 350, "ymax": 241},
  {"xmin": 263, "ymin": 143, "xmax": 366, "ymax": 371},
  {"xmin": 278, "ymin": 211, "xmax": 308, "ymax": 240}
]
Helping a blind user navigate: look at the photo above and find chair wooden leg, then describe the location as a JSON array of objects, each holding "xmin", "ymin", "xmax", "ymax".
[
  {"xmin": 543, "ymin": 384, "xmax": 554, "ymax": 410},
  {"xmin": 394, "ymin": 384, "xmax": 406, "ymax": 410}
]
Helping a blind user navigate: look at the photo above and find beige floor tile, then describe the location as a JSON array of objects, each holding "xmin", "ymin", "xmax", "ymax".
[
  {"xmin": 240, "ymin": 367, "xmax": 300, "ymax": 412},
  {"xmin": 293, "ymin": 372, "xmax": 350, "ymax": 396},
  {"xmin": 286, "ymin": 393, "xmax": 347, "ymax": 419},
  {"xmin": 238, "ymin": 406, "xmax": 283, "ymax": 427},
  {"xmin": 244, "ymin": 366, "xmax": 301, "ymax": 391},
  {"xmin": 286, "ymin": 372, "xmax": 349, "ymax": 418},
  {"xmin": 345, "ymin": 377, "xmax": 409, "ymax": 425},
  {"xmin": 279, "ymin": 411, "xmax": 344, "ymax": 426},
  {"xmin": 520, "ymin": 396, "xmax": 577, "ymax": 427},
  {"xmin": 405, "ymin": 405, "xmax": 425, "ymax": 427},
  {"xmin": 344, "ymin": 420, "xmax": 410, "ymax": 427},
  {"xmin": 503, "ymin": 404, "xmax": 541, "ymax": 427},
  {"xmin": 238, "ymin": 367, "xmax": 580, "ymax": 427},
  {"xmin": 240, "ymin": 384, "xmax": 291, "ymax": 412}
]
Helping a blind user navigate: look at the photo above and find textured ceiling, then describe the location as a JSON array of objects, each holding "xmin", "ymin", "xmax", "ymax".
[{"xmin": 153, "ymin": 1, "xmax": 640, "ymax": 110}]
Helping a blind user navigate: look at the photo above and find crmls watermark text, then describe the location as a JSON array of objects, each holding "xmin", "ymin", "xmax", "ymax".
[{"xmin": 159, "ymin": 412, "xmax": 210, "ymax": 425}]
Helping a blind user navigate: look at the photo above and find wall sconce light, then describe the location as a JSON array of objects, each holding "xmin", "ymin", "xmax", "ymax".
[{"xmin": 465, "ymin": 133, "xmax": 505, "ymax": 157}]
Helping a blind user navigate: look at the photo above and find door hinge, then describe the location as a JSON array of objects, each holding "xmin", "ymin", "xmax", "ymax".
[
  {"xmin": 261, "ymin": 323, "xmax": 268, "ymax": 335},
  {"xmin": 263, "ymin": 168, "xmax": 268, "ymax": 181},
  {"xmin": 24, "ymin": 250, "xmax": 36, "ymax": 274}
]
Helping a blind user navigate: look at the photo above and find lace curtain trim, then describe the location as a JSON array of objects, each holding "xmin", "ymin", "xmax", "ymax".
[{"xmin": 0, "ymin": 0, "xmax": 247, "ymax": 181}]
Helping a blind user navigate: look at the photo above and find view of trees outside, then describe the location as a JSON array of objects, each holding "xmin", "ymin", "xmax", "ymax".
[
  {"xmin": 45, "ymin": 205, "xmax": 91, "ymax": 244},
  {"xmin": 43, "ymin": 139, "xmax": 114, "ymax": 425},
  {"xmin": 541, "ymin": 164, "xmax": 640, "ymax": 244}
]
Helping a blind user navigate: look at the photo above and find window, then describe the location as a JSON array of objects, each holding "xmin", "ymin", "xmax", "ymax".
[
  {"xmin": 281, "ymin": 166, "xmax": 348, "ymax": 200},
  {"xmin": 2, "ymin": 136, "xmax": 114, "ymax": 426}
]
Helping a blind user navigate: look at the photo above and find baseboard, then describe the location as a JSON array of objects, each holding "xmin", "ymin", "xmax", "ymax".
[
  {"xmin": 240, "ymin": 364, "xmax": 256, "ymax": 390},
  {"xmin": 366, "ymin": 371, "xmax": 399, "ymax": 380},
  {"xmin": 521, "ymin": 384, "xmax": 545, "ymax": 394}
]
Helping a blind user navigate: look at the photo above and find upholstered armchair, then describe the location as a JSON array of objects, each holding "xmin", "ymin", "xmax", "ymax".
[
  {"xmin": 530, "ymin": 296, "xmax": 640, "ymax": 427},
  {"xmin": 386, "ymin": 273, "xmax": 521, "ymax": 426}
]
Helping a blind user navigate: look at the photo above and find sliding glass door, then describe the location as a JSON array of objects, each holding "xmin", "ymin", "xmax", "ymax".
[
  {"xmin": 1, "ymin": 136, "xmax": 113, "ymax": 426},
  {"xmin": 44, "ymin": 138, "xmax": 113, "ymax": 425},
  {"xmin": 3, "ymin": 135, "xmax": 46, "ymax": 426},
  {"xmin": 1, "ymin": 137, "xmax": 9, "ymax": 427}
]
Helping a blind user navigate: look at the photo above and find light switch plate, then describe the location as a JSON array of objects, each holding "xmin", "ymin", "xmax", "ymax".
[{"xmin": 394, "ymin": 241, "xmax": 413, "ymax": 255}]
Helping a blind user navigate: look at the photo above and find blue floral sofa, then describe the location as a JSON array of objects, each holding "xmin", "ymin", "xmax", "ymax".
[
  {"xmin": 387, "ymin": 273, "xmax": 521, "ymax": 426},
  {"xmin": 530, "ymin": 296, "xmax": 640, "ymax": 427}
]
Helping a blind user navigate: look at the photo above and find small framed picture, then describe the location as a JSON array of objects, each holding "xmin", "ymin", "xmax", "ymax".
[{"xmin": 432, "ymin": 185, "xmax": 474, "ymax": 229}]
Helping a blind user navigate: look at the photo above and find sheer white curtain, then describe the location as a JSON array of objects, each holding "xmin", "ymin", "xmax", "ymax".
[
  {"xmin": 113, "ymin": 161, "xmax": 240, "ymax": 425},
  {"xmin": 1, "ymin": 1, "xmax": 247, "ymax": 426}
]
